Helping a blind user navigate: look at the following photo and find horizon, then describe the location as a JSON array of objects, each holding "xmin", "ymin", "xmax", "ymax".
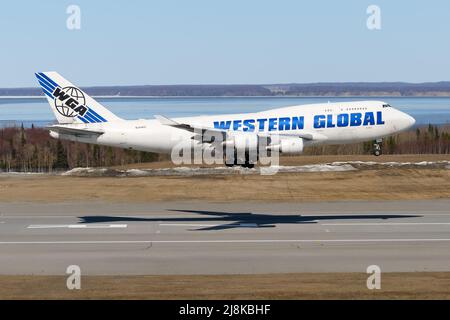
[{"xmin": 3, "ymin": 80, "xmax": 450, "ymax": 90}]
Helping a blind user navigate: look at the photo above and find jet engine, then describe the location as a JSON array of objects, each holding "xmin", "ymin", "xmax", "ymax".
[
  {"xmin": 267, "ymin": 137, "xmax": 304, "ymax": 154},
  {"xmin": 280, "ymin": 138, "xmax": 304, "ymax": 154}
]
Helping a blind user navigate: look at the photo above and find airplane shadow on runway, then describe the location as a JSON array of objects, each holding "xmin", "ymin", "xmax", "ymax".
[{"xmin": 78, "ymin": 210, "xmax": 421, "ymax": 231}]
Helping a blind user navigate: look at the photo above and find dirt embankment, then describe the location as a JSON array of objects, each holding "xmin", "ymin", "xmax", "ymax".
[{"xmin": 0, "ymin": 154, "xmax": 449, "ymax": 203}]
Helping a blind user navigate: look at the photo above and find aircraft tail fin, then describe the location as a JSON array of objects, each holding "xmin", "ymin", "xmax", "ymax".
[{"xmin": 35, "ymin": 72, "xmax": 123, "ymax": 124}]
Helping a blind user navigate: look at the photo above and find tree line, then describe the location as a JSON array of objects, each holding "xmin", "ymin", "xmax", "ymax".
[
  {"xmin": 305, "ymin": 124, "xmax": 450, "ymax": 156},
  {"xmin": 0, "ymin": 125, "xmax": 163, "ymax": 172},
  {"xmin": 0, "ymin": 124, "xmax": 449, "ymax": 172}
]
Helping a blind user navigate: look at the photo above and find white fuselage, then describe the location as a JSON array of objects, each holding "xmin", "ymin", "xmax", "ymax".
[{"xmin": 51, "ymin": 100, "xmax": 416, "ymax": 154}]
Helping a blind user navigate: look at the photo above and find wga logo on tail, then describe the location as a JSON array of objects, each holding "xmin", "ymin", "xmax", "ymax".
[{"xmin": 53, "ymin": 86, "xmax": 88, "ymax": 117}]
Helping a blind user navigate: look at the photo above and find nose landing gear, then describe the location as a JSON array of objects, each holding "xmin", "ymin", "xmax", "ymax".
[{"xmin": 373, "ymin": 139, "xmax": 382, "ymax": 156}]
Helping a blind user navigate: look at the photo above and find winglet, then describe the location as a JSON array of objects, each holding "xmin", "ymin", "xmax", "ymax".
[
  {"xmin": 154, "ymin": 115, "xmax": 223, "ymax": 134},
  {"xmin": 154, "ymin": 115, "xmax": 180, "ymax": 126}
]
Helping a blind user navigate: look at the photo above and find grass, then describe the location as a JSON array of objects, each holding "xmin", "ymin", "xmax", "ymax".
[
  {"xmin": 0, "ymin": 273, "xmax": 449, "ymax": 299},
  {"xmin": 0, "ymin": 155, "xmax": 449, "ymax": 203}
]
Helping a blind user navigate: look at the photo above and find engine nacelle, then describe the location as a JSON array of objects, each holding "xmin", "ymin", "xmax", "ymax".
[{"xmin": 280, "ymin": 138, "xmax": 304, "ymax": 154}]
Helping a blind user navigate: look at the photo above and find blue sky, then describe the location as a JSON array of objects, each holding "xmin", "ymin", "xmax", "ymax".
[{"xmin": 1, "ymin": 0, "xmax": 450, "ymax": 87}]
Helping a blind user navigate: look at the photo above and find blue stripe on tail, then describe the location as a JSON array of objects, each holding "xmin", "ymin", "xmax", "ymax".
[
  {"xmin": 83, "ymin": 113, "xmax": 98, "ymax": 123},
  {"xmin": 77, "ymin": 116, "xmax": 89, "ymax": 123},
  {"xmin": 38, "ymin": 80, "xmax": 54, "ymax": 94},
  {"xmin": 87, "ymin": 108, "xmax": 107, "ymax": 122},
  {"xmin": 85, "ymin": 111, "xmax": 101, "ymax": 122},
  {"xmin": 41, "ymin": 87, "xmax": 53, "ymax": 98},
  {"xmin": 35, "ymin": 74, "xmax": 56, "ymax": 90},
  {"xmin": 37, "ymin": 73, "xmax": 58, "ymax": 88}
]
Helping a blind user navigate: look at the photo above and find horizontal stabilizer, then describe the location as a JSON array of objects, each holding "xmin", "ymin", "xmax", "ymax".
[{"xmin": 46, "ymin": 125, "xmax": 104, "ymax": 136}]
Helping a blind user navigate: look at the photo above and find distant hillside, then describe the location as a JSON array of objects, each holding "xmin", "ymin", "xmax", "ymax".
[
  {"xmin": 264, "ymin": 82, "xmax": 450, "ymax": 96},
  {"xmin": 3, "ymin": 82, "xmax": 450, "ymax": 97}
]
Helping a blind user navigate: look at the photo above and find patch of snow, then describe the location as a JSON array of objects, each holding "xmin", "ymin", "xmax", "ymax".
[{"xmin": 60, "ymin": 160, "xmax": 450, "ymax": 177}]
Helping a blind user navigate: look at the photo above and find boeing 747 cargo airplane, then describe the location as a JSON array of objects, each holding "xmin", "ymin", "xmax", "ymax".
[{"xmin": 35, "ymin": 72, "xmax": 416, "ymax": 167}]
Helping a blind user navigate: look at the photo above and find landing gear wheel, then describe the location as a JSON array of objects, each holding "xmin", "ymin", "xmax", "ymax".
[
  {"xmin": 224, "ymin": 150, "xmax": 256, "ymax": 168},
  {"xmin": 372, "ymin": 139, "xmax": 382, "ymax": 156}
]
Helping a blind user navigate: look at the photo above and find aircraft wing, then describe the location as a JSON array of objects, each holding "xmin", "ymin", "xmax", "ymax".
[
  {"xmin": 265, "ymin": 131, "xmax": 328, "ymax": 141},
  {"xmin": 155, "ymin": 115, "xmax": 227, "ymax": 143},
  {"xmin": 155, "ymin": 115, "xmax": 325, "ymax": 141},
  {"xmin": 154, "ymin": 115, "xmax": 225, "ymax": 134},
  {"xmin": 259, "ymin": 131, "xmax": 316, "ymax": 141},
  {"xmin": 46, "ymin": 125, "xmax": 105, "ymax": 137}
]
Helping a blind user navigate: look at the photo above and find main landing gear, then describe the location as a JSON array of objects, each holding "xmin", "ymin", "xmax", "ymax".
[
  {"xmin": 224, "ymin": 151, "xmax": 256, "ymax": 168},
  {"xmin": 372, "ymin": 138, "xmax": 382, "ymax": 156}
]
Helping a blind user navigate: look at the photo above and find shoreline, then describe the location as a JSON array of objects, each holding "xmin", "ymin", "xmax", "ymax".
[{"xmin": 3, "ymin": 95, "xmax": 450, "ymax": 99}]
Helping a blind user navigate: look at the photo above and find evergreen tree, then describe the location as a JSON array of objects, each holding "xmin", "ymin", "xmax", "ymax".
[{"xmin": 54, "ymin": 140, "xmax": 68, "ymax": 169}]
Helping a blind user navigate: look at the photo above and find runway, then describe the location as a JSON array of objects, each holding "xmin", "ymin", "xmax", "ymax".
[{"xmin": 0, "ymin": 200, "xmax": 449, "ymax": 275}]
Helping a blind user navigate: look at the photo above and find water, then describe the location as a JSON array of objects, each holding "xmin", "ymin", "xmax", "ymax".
[{"xmin": 0, "ymin": 96, "xmax": 449, "ymax": 128}]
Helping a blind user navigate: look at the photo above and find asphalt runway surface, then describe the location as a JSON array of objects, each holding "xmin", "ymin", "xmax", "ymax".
[{"xmin": 0, "ymin": 200, "xmax": 449, "ymax": 275}]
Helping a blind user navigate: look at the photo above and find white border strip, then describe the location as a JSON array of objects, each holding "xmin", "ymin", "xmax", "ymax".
[{"xmin": 27, "ymin": 224, "xmax": 127, "ymax": 229}]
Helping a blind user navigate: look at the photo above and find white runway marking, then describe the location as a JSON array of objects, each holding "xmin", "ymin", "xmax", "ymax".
[
  {"xmin": 1, "ymin": 238, "xmax": 450, "ymax": 245},
  {"xmin": 321, "ymin": 222, "xmax": 450, "ymax": 226},
  {"xmin": 27, "ymin": 224, "xmax": 127, "ymax": 229},
  {"xmin": 4, "ymin": 216, "xmax": 77, "ymax": 218}
]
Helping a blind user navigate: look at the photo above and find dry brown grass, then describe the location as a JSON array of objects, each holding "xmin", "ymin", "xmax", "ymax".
[
  {"xmin": 1, "ymin": 155, "xmax": 449, "ymax": 203},
  {"xmin": 0, "ymin": 273, "xmax": 449, "ymax": 299},
  {"xmin": 114, "ymin": 154, "xmax": 450, "ymax": 169}
]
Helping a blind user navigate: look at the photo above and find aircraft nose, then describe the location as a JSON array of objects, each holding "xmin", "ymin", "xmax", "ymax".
[
  {"xmin": 399, "ymin": 111, "xmax": 416, "ymax": 130},
  {"xmin": 405, "ymin": 113, "xmax": 416, "ymax": 128}
]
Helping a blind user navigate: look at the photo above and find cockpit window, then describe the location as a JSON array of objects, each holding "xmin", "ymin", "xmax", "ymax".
[{"xmin": 382, "ymin": 104, "xmax": 392, "ymax": 108}]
